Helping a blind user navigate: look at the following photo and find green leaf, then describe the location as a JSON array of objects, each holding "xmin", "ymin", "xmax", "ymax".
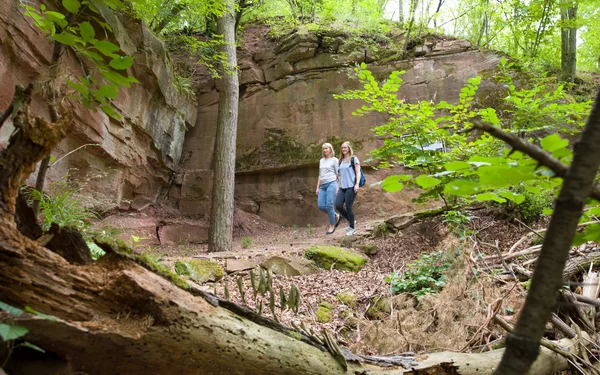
[
  {"xmin": 100, "ymin": 69, "xmax": 131, "ymax": 88},
  {"xmin": 79, "ymin": 22, "xmax": 95, "ymax": 42},
  {"xmin": 540, "ymin": 134, "xmax": 568, "ymax": 153},
  {"xmin": 109, "ymin": 56, "xmax": 134, "ymax": 70},
  {"xmin": 498, "ymin": 191, "xmax": 525, "ymax": 204},
  {"xmin": 62, "ymin": 0, "xmax": 81, "ymax": 13},
  {"xmin": 524, "ymin": 185, "xmax": 541, "ymax": 194},
  {"xmin": 443, "ymin": 180, "xmax": 481, "ymax": 196},
  {"xmin": 414, "ymin": 175, "xmax": 441, "ymax": 189},
  {"xmin": 96, "ymin": 84, "xmax": 119, "ymax": 99},
  {"xmin": 53, "ymin": 33, "xmax": 78, "ymax": 46},
  {"xmin": 67, "ymin": 81, "xmax": 89, "ymax": 96},
  {"xmin": 0, "ymin": 324, "xmax": 28, "ymax": 341},
  {"xmin": 475, "ymin": 192, "xmax": 506, "ymax": 203},
  {"xmin": 24, "ymin": 306, "xmax": 56, "ymax": 321},
  {"xmin": 584, "ymin": 224, "xmax": 600, "ymax": 243},
  {"xmin": 100, "ymin": 105, "xmax": 121, "ymax": 120},
  {"xmin": 0, "ymin": 302, "xmax": 23, "ymax": 316},
  {"xmin": 542, "ymin": 208, "xmax": 553, "ymax": 215},
  {"xmin": 19, "ymin": 341, "xmax": 45, "ymax": 353},
  {"xmin": 444, "ymin": 161, "xmax": 470, "ymax": 172},
  {"xmin": 381, "ymin": 176, "xmax": 405, "ymax": 193},
  {"xmin": 94, "ymin": 40, "xmax": 120, "ymax": 57}
]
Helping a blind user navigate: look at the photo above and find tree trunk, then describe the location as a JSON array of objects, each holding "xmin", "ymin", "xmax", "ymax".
[
  {"xmin": 400, "ymin": 0, "xmax": 418, "ymax": 59},
  {"xmin": 208, "ymin": 0, "xmax": 239, "ymax": 253},
  {"xmin": 560, "ymin": 1, "xmax": 578, "ymax": 83},
  {"xmin": 32, "ymin": 41, "xmax": 62, "ymax": 215},
  {"xmin": 494, "ymin": 89, "xmax": 600, "ymax": 374},
  {"xmin": 399, "ymin": 0, "xmax": 404, "ymax": 23}
]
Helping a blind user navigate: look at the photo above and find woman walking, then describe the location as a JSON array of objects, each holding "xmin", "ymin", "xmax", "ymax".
[
  {"xmin": 316, "ymin": 143, "xmax": 340, "ymax": 235},
  {"xmin": 336, "ymin": 141, "xmax": 360, "ymax": 236}
]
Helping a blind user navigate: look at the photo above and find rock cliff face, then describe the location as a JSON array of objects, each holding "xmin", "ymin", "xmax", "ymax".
[
  {"xmin": 0, "ymin": 0, "xmax": 195, "ymax": 210},
  {"xmin": 1, "ymin": 1, "xmax": 502, "ymax": 230},
  {"xmin": 177, "ymin": 26, "xmax": 501, "ymax": 225}
]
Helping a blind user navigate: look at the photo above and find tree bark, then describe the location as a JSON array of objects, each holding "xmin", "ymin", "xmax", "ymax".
[
  {"xmin": 560, "ymin": 1, "xmax": 578, "ymax": 83},
  {"xmin": 494, "ymin": 88, "xmax": 600, "ymax": 374},
  {"xmin": 399, "ymin": 0, "xmax": 404, "ymax": 23},
  {"xmin": 208, "ymin": 0, "xmax": 239, "ymax": 253},
  {"xmin": 32, "ymin": 41, "xmax": 63, "ymax": 215}
]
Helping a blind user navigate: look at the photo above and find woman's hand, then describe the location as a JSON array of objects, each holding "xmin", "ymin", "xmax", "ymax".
[
  {"xmin": 316, "ymin": 187, "xmax": 320, "ymax": 196},
  {"xmin": 354, "ymin": 184, "xmax": 359, "ymax": 193}
]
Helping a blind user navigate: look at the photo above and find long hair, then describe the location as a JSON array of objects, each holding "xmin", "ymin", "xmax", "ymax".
[
  {"xmin": 341, "ymin": 141, "xmax": 354, "ymax": 161},
  {"xmin": 322, "ymin": 142, "xmax": 335, "ymax": 158}
]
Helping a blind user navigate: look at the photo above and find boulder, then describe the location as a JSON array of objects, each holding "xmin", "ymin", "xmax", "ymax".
[
  {"xmin": 263, "ymin": 62, "xmax": 294, "ymax": 82},
  {"xmin": 358, "ymin": 244, "xmax": 379, "ymax": 256},
  {"xmin": 386, "ymin": 213, "xmax": 419, "ymax": 231},
  {"xmin": 305, "ymin": 246, "xmax": 368, "ymax": 272},
  {"xmin": 225, "ymin": 258, "xmax": 260, "ymax": 273},
  {"xmin": 260, "ymin": 256, "xmax": 317, "ymax": 276},
  {"xmin": 158, "ymin": 223, "xmax": 209, "ymax": 245},
  {"xmin": 174, "ymin": 259, "xmax": 224, "ymax": 283},
  {"xmin": 240, "ymin": 65, "xmax": 266, "ymax": 85}
]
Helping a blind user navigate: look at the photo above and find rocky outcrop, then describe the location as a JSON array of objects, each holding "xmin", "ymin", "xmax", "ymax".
[
  {"xmin": 0, "ymin": 0, "xmax": 196, "ymax": 211},
  {"xmin": 177, "ymin": 26, "xmax": 502, "ymax": 224}
]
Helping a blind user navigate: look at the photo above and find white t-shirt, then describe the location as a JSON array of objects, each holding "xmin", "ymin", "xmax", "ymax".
[{"xmin": 319, "ymin": 157, "xmax": 339, "ymax": 184}]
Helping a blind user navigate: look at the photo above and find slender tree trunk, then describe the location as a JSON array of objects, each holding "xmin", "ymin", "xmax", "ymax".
[
  {"xmin": 32, "ymin": 41, "xmax": 62, "ymax": 215},
  {"xmin": 494, "ymin": 89, "xmax": 600, "ymax": 374},
  {"xmin": 560, "ymin": 1, "xmax": 578, "ymax": 83},
  {"xmin": 208, "ymin": 0, "xmax": 239, "ymax": 253},
  {"xmin": 399, "ymin": 0, "xmax": 404, "ymax": 23},
  {"xmin": 401, "ymin": 0, "xmax": 418, "ymax": 59}
]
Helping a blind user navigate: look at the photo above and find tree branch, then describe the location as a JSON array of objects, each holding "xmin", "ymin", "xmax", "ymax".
[{"xmin": 471, "ymin": 119, "xmax": 600, "ymax": 202}]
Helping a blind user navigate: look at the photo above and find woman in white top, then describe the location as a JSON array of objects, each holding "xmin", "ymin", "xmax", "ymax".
[
  {"xmin": 315, "ymin": 143, "xmax": 341, "ymax": 235},
  {"xmin": 335, "ymin": 141, "xmax": 360, "ymax": 236}
]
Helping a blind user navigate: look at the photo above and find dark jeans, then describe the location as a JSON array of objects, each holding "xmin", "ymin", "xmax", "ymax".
[{"xmin": 335, "ymin": 188, "xmax": 357, "ymax": 229}]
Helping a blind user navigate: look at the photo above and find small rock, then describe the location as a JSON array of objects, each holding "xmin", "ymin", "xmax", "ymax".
[
  {"xmin": 358, "ymin": 244, "xmax": 379, "ymax": 256},
  {"xmin": 305, "ymin": 245, "xmax": 368, "ymax": 272},
  {"xmin": 226, "ymin": 259, "xmax": 260, "ymax": 273},
  {"xmin": 261, "ymin": 256, "xmax": 317, "ymax": 276}
]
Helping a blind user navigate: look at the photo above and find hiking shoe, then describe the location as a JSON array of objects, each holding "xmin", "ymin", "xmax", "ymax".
[
  {"xmin": 345, "ymin": 221, "xmax": 357, "ymax": 231},
  {"xmin": 346, "ymin": 228, "xmax": 357, "ymax": 236}
]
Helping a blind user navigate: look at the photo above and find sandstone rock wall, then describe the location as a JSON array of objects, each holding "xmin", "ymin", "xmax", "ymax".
[
  {"xmin": 177, "ymin": 27, "xmax": 501, "ymax": 225},
  {"xmin": 0, "ymin": 0, "xmax": 196, "ymax": 210}
]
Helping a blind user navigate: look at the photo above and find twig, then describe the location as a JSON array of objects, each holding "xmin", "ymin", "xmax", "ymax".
[
  {"xmin": 513, "ymin": 218, "xmax": 545, "ymax": 241},
  {"xmin": 551, "ymin": 313, "xmax": 576, "ymax": 339},
  {"xmin": 471, "ymin": 119, "xmax": 600, "ymax": 202},
  {"xmin": 49, "ymin": 143, "xmax": 101, "ymax": 168}
]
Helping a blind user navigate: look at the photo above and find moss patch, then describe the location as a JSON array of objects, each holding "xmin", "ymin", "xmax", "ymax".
[
  {"xmin": 94, "ymin": 237, "xmax": 134, "ymax": 258},
  {"xmin": 316, "ymin": 302, "xmax": 333, "ymax": 323},
  {"xmin": 336, "ymin": 292, "xmax": 357, "ymax": 308},
  {"xmin": 305, "ymin": 245, "xmax": 368, "ymax": 272},
  {"xmin": 174, "ymin": 259, "xmax": 224, "ymax": 283},
  {"xmin": 137, "ymin": 252, "xmax": 189, "ymax": 290}
]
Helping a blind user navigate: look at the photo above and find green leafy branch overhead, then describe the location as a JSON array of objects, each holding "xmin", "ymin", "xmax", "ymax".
[
  {"xmin": 21, "ymin": 0, "xmax": 139, "ymax": 120},
  {"xmin": 335, "ymin": 58, "xmax": 593, "ymax": 221}
]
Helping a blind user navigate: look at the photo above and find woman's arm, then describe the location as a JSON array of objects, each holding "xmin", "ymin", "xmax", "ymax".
[{"xmin": 354, "ymin": 158, "xmax": 360, "ymax": 192}]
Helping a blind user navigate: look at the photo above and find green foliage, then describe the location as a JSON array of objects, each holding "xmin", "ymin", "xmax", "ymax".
[
  {"xmin": 27, "ymin": 180, "xmax": 97, "ymax": 238},
  {"xmin": 385, "ymin": 251, "xmax": 452, "ymax": 300},
  {"xmin": 241, "ymin": 236, "xmax": 253, "ymax": 249},
  {"xmin": 21, "ymin": 0, "xmax": 138, "ymax": 120},
  {"xmin": 442, "ymin": 210, "xmax": 473, "ymax": 237},
  {"xmin": 510, "ymin": 187, "xmax": 555, "ymax": 224},
  {"xmin": 336, "ymin": 60, "xmax": 592, "ymax": 215},
  {"xmin": 315, "ymin": 301, "xmax": 334, "ymax": 323},
  {"xmin": 336, "ymin": 292, "xmax": 356, "ymax": 308},
  {"xmin": 0, "ymin": 303, "xmax": 50, "ymax": 367}
]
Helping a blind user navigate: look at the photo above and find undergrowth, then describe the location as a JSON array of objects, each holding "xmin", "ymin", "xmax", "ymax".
[{"xmin": 385, "ymin": 251, "xmax": 453, "ymax": 300}]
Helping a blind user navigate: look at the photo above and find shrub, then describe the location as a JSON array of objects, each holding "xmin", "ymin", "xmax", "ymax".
[
  {"xmin": 517, "ymin": 190, "xmax": 554, "ymax": 223},
  {"xmin": 241, "ymin": 236, "xmax": 253, "ymax": 249},
  {"xmin": 385, "ymin": 251, "xmax": 452, "ymax": 300}
]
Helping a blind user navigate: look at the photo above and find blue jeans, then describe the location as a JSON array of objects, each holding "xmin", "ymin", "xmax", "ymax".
[{"xmin": 318, "ymin": 181, "xmax": 338, "ymax": 225}]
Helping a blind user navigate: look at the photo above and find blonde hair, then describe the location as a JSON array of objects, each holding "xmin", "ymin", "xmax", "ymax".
[
  {"xmin": 322, "ymin": 143, "xmax": 335, "ymax": 158},
  {"xmin": 341, "ymin": 141, "xmax": 354, "ymax": 161}
]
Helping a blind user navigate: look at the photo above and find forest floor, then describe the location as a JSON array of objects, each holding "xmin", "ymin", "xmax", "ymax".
[{"xmin": 113, "ymin": 206, "xmax": 544, "ymax": 356}]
